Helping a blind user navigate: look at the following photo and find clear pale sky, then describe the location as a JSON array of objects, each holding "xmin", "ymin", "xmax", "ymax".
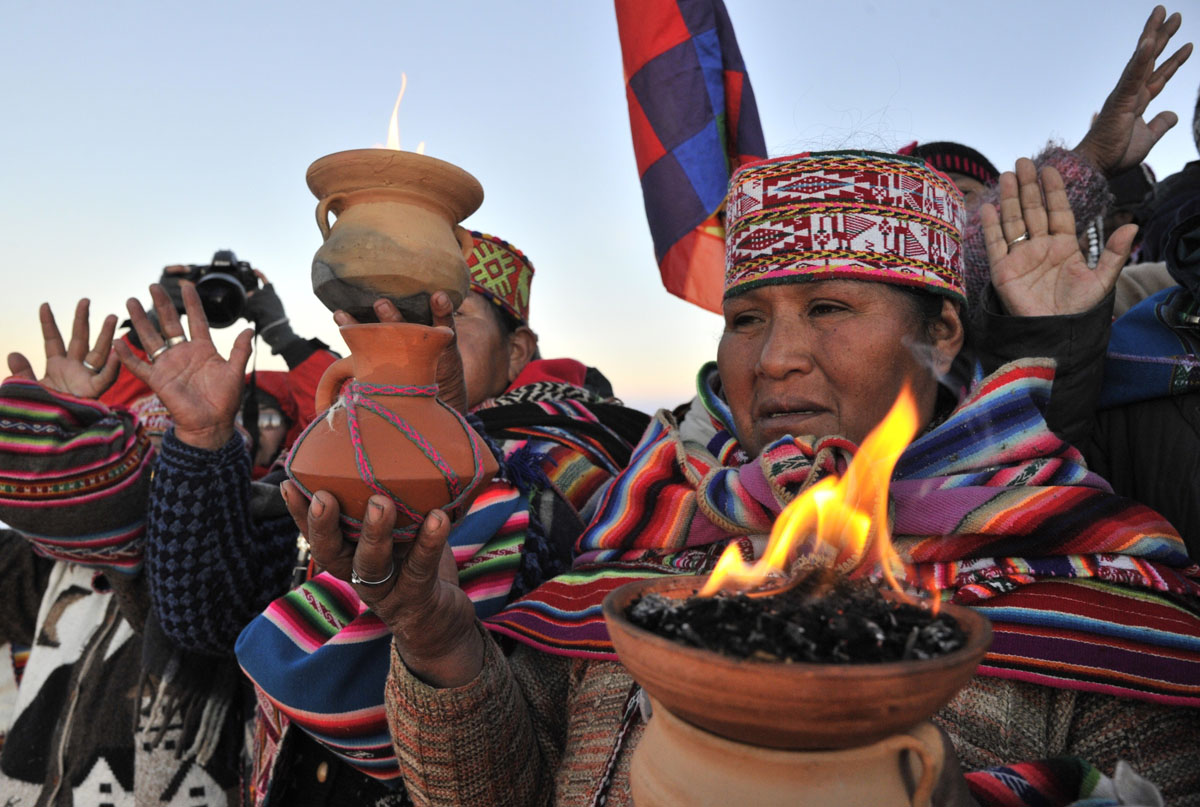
[{"xmin": 2, "ymin": 1, "xmax": 1197, "ymax": 414}]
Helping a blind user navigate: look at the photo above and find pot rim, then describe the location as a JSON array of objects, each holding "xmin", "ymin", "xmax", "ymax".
[
  {"xmin": 306, "ymin": 148, "xmax": 484, "ymax": 222},
  {"xmin": 601, "ymin": 574, "xmax": 992, "ymax": 681}
]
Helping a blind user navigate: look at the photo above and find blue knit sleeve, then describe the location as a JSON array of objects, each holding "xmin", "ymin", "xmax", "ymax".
[{"xmin": 146, "ymin": 429, "xmax": 298, "ymax": 657}]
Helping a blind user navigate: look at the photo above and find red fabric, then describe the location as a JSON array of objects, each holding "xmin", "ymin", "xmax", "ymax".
[
  {"xmin": 614, "ymin": 0, "xmax": 691, "ymax": 79},
  {"xmin": 504, "ymin": 358, "xmax": 588, "ymax": 392},
  {"xmin": 98, "ymin": 335, "xmax": 153, "ymax": 409}
]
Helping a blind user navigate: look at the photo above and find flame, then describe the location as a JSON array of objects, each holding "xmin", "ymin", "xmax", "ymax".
[
  {"xmin": 380, "ymin": 74, "xmax": 425, "ymax": 153},
  {"xmin": 385, "ymin": 74, "xmax": 407, "ymax": 150},
  {"xmin": 699, "ymin": 385, "xmax": 922, "ymax": 598}
]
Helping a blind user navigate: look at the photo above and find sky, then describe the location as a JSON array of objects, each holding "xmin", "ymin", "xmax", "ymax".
[{"xmin": 1, "ymin": 0, "xmax": 1197, "ymax": 415}]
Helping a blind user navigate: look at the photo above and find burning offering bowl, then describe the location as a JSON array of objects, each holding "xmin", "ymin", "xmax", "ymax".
[{"xmin": 602, "ymin": 574, "xmax": 991, "ymax": 750}]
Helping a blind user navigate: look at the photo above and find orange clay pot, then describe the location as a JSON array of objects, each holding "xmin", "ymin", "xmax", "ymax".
[
  {"xmin": 284, "ymin": 322, "xmax": 497, "ymax": 539},
  {"xmin": 631, "ymin": 701, "xmax": 944, "ymax": 807},
  {"xmin": 307, "ymin": 149, "xmax": 484, "ymax": 322},
  {"xmin": 602, "ymin": 575, "xmax": 991, "ymax": 750}
]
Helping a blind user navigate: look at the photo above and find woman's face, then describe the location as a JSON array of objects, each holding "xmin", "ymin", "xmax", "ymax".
[{"xmin": 716, "ymin": 280, "xmax": 961, "ymax": 456}]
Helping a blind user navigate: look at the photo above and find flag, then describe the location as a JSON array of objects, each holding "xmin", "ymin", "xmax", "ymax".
[{"xmin": 615, "ymin": 0, "xmax": 767, "ymax": 312}]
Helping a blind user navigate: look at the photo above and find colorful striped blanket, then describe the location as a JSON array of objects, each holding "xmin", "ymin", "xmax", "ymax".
[
  {"xmin": 236, "ymin": 394, "xmax": 649, "ymax": 784},
  {"xmin": 0, "ymin": 377, "xmax": 153, "ymax": 574},
  {"xmin": 485, "ymin": 360, "xmax": 1200, "ymax": 708}
]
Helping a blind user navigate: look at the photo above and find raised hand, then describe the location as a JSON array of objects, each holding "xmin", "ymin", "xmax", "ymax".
[
  {"xmin": 1074, "ymin": 5, "xmax": 1192, "ymax": 176},
  {"xmin": 332, "ymin": 289, "xmax": 467, "ymax": 413},
  {"xmin": 114, "ymin": 282, "xmax": 253, "ymax": 450},
  {"xmin": 985, "ymin": 159, "xmax": 1137, "ymax": 317},
  {"xmin": 6, "ymin": 299, "xmax": 120, "ymax": 399},
  {"xmin": 281, "ymin": 481, "xmax": 483, "ymax": 687}
]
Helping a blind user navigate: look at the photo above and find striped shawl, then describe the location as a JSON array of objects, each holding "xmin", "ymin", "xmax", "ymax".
[{"xmin": 485, "ymin": 359, "xmax": 1200, "ymax": 708}]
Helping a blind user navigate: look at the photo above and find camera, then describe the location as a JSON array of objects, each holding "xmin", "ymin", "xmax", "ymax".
[{"xmin": 183, "ymin": 249, "xmax": 260, "ymax": 328}]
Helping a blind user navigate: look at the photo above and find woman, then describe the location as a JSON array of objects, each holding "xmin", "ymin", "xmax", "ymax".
[
  {"xmin": 125, "ymin": 232, "xmax": 647, "ymax": 804},
  {"xmin": 293, "ymin": 151, "xmax": 1200, "ymax": 806}
]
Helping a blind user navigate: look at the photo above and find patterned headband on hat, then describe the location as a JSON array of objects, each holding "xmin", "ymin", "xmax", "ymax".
[
  {"xmin": 465, "ymin": 231, "xmax": 535, "ymax": 324},
  {"xmin": 724, "ymin": 150, "xmax": 966, "ymax": 304},
  {"xmin": 898, "ymin": 140, "xmax": 1000, "ymax": 187}
]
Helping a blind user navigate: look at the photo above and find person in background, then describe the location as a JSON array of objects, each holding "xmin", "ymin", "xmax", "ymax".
[
  {"xmin": 897, "ymin": 140, "xmax": 1000, "ymax": 212},
  {"xmin": 131, "ymin": 232, "xmax": 649, "ymax": 805}
]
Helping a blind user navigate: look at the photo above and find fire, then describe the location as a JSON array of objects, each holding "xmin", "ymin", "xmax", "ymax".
[
  {"xmin": 382, "ymin": 73, "xmax": 426, "ymax": 154},
  {"xmin": 699, "ymin": 385, "xmax": 921, "ymax": 598}
]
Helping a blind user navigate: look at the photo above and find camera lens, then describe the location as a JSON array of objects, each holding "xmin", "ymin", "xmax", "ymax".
[{"xmin": 196, "ymin": 272, "xmax": 247, "ymax": 328}]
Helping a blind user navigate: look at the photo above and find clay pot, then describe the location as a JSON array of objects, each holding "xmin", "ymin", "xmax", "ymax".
[
  {"xmin": 285, "ymin": 322, "xmax": 498, "ymax": 538},
  {"xmin": 307, "ymin": 149, "xmax": 484, "ymax": 323},
  {"xmin": 632, "ymin": 702, "xmax": 944, "ymax": 807},
  {"xmin": 602, "ymin": 575, "xmax": 991, "ymax": 750}
]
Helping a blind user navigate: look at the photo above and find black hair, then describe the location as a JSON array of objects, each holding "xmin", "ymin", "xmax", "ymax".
[{"xmin": 893, "ymin": 285, "xmax": 958, "ymax": 345}]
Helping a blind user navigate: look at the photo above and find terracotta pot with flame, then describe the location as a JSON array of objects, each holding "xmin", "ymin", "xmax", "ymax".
[
  {"xmin": 601, "ymin": 387, "xmax": 993, "ymax": 806},
  {"xmin": 307, "ymin": 148, "xmax": 483, "ymax": 323}
]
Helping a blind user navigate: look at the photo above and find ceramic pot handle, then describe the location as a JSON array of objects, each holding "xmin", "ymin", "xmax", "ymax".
[
  {"xmin": 315, "ymin": 356, "xmax": 355, "ymax": 411},
  {"xmin": 316, "ymin": 193, "xmax": 348, "ymax": 241},
  {"xmin": 455, "ymin": 225, "xmax": 476, "ymax": 260},
  {"xmin": 894, "ymin": 733, "xmax": 938, "ymax": 807}
]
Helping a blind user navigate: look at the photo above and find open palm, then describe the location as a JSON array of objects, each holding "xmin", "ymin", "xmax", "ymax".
[
  {"xmin": 115, "ymin": 282, "xmax": 253, "ymax": 450},
  {"xmin": 6, "ymin": 298, "xmax": 120, "ymax": 399},
  {"xmin": 985, "ymin": 160, "xmax": 1135, "ymax": 318}
]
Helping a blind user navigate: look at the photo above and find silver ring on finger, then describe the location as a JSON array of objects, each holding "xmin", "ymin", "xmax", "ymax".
[
  {"xmin": 164, "ymin": 335, "xmax": 188, "ymax": 347},
  {"xmin": 81, "ymin": 359, "xmax": 101, "ymax": 373},
  {"xmin": 351, "ymin": 563, "xmax": 396, "ymax": 587},
  {"xmin": 1007, "ymin": 232, "xmax": 1030, "ymax": 248},
  {"xmin": 148, "ymin": 343, "xmax": 171, "ymax": 361}
]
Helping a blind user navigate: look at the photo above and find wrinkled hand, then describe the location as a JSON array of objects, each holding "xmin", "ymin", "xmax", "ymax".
[
  {"xmin": 1074, "ymin": 6, "xmax": 1192, "ymax": 176},
  {"xmin": 986, "ymin": 159, "xmax": 1137, "ymax": 317},
  {"xmin": 6, "ymin": 299, "xmax": 120, "ymax": 399},
  {"xmin": 333, "ymin": 290, "xmax": 468, "ymax": 413},
  {"xmin": 114, "ymin": 282, "xmax": 253, "ymax": 450},
  {"xmin": 282, "ymin": 482, "xmax": 483, "ymax": 687}
]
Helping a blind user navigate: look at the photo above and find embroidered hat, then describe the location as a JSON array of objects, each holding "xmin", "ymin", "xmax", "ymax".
[
  {"xmin": 897, "ymin": 141, "xmax": 999, "ymax": 187},
  {"xmin": 465, "ymin": 232, "xmax": 535, "ymax": 324},
  {"xmin": 724, "ymin": 150, "xmax": 966, "ymax": 304}
]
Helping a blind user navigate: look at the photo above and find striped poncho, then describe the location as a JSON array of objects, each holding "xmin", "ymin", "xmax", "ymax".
[
  {"xmin": 0, "ymin": 377, "xmax": 153, "ymax": 574},
  {"xmin": 236, "ymin": 375, "xmax": 649, "ymax": 788},
  {"xmin": 486, "ymin": 359, "xmax": 1200, "ymax": 709}
]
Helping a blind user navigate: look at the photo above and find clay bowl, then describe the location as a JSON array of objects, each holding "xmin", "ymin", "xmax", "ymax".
[{"xmin": 602, "ymin": 575, "xmax": 991, "ymax": 750}]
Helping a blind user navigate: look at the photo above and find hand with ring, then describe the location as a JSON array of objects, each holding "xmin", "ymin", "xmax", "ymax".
[
  {"xmin": 6, "ymin": 298, "xmax": 121, "ymax": 399},
  {"xmin": 281, "ymin": 482, "xmax": 484, "ymax": 688},
  {"xmin": 114, "ymin": 282, "xmax": 254, "ymax": 451},
  {"xmin": 984, "ymin": 157, "xmax": 1137, "ymax": 318}
]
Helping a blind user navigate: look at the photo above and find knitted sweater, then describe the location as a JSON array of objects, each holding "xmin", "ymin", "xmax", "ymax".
[
  {"xmin": 146, "ymin": 430, "xmax": 298, "ymax": 656},
  {"xmin": 385, "ymin": 629, "xmax": 1200, "ymax": 807}
]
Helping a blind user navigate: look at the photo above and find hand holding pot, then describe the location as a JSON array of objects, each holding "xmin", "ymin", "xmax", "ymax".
[
  {"xmin": 115, "ymin": 282, "xmax": 253, "ymax": 451},
  {"xmin": 7, "ymin": 298, "xmax": 120, "ymax": 399},
  {"xmin": 283, "ymin": 482, "xmax": 484, "ymax": 688}
]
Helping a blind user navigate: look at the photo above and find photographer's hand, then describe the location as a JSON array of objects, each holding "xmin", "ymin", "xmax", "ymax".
[
  {"xmin": 114, "ymin": 282, "xmax": 253, "ymax": 451},
  {"xmin": 6, "ymin": 298, "xmax": 120, "ymax": 399}
]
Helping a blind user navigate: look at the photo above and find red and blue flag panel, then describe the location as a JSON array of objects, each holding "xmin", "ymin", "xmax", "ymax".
[{"xmin": 615, "ymin": 0, "xmax": 767, "ymax": 312}]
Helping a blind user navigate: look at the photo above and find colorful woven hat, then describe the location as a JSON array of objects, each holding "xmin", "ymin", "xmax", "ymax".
[
  {"xmin": 897, "ymin": 141, "xmax": 999, "ymax": 187},
  {"xmin": 465, "ymin": 232, "xmax": 535, "ymax": 324},
  {"xmin": 724, "ymin": 150, "xmax": 966, "ymax": 304}
]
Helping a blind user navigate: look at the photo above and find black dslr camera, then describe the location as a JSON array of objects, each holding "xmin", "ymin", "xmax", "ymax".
[{"xmin": 184, "ymin": 249, "xmax": 260, "ymax": 328}]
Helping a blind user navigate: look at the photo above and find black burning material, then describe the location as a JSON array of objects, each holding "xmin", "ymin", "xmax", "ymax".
[{"xmin": 627, "ymin": 573, "xmax": 965, "ymax": 664}]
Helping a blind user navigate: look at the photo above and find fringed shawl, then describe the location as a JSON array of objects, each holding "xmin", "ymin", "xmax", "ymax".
[{"xmin": 485, "ymin": 360, "xmax": 1200, "ymax": 707}]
